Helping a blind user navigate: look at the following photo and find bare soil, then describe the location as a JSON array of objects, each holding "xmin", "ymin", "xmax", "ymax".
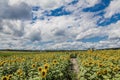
[{"xmin": 70, "ymin": 58, "xmax": 79, "ymax": 80}]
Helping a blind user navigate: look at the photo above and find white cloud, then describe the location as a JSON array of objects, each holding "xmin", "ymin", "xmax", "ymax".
[
  {"xmin": 104, "ymin": 0, "xmax": 120, "ymax": 18},
  {"xmin": 85, "ymin": 0, "xmax": 100, "ymax": 7},
  {"xmin": 0, "ymin": 19, "xmax": 24, "ymax": 37},
  {"xmin": 8, "ymin": 0, "xmax": 70, "ymax": 10},
  {"xmin": 76, "ymin": 27, "xmax": 107, "ymax": 40},
  {"xmin": 0, "ymin": 0, "xmax": 31, "ymax": 20},
  {"xmin": 0, "ymin": 0, "xmax": 120, "ymax": 50},
  {"xmin": 106, "ymin": 21, "xmax": 120, "ymax": 39}
]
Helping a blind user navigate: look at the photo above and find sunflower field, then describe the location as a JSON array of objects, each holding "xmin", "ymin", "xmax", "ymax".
[
  {"xmin": 77, "ymin": 50, "xmax": 120, "ymax": 80},
  {"xmin": 0, "ymin": 51, "xmax": 74, "ymax": 80},
  {"xmin": 0, "ymin": 50, "xmax": 120, "ymax": 80}
]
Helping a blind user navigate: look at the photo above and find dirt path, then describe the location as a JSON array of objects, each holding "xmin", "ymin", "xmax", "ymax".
[{"xmin": 70, "ymin": 58, "xmax": 79, "ymax": 79}]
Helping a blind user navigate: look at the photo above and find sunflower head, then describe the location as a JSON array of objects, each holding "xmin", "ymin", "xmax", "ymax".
[
  {"xmin": 8, "ymin": 74, "xmax": 12, "ymax": 79},
  {"xmin": 1, "ymin": 61, "xmax": 5, "ymax": 66},
  {"xmin": 17, "ymin": 69, "xmax": 23, "ymax": 76},
  {"xmin": 32, "ymin": 64, "xmax": 36, "ymax": 68},
  {"xmin": 96, "ymin": 71, "xmax": 102, "ymax": 76},
  {"xmin": 1, "ymin": 76, "xmax": 8, "ymax": 80},
  {"xmin": 43, "ymin": 59, "xmax": 47, "ymax": 63},
  {"xmin": 113, "ymin": 66, "xmax": 120, "ymax": 72},
  {"xmin": 98, "ymin": 63, "xmax": 103, "ymax": 68},
  {"xmin": 52, "ymin": 63, "xmax": 55, "ymax": 66},
  {"xmin": 44, "ymin": 63, "xmax": 49, "ymax": 70},
  {"xmin": 102, "ymin": 69, "xmax": 107, "ymax": 74},
  {"xmin": 38, "ymin": 67, "xmax": 42, "ymax": 72},
  {"xmin": 53, "ymin": 59, "xmax": 57, "ymax": 64},
  {"xmin": 41, "ymin": 69, "xmax": 47, "ymax": 78}
]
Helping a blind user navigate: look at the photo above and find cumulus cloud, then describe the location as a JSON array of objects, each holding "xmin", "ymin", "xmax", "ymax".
[
  {"xmin": 0, "ymin": 1, "xmax": 31, "ymax": 20},
  {"xmin": 85, "ymin": 0, "xmax": 100, "ymax": 7},
  {"xmin": 76, "ymin": 27, "xmax": 107, "ymax": 40},
  {"xmin": 104, "ymin": 0, "xmax": 120, "ymax": 18},
  {"xmin": 24, "ymin": 24, "xmax": 41, "ymax": 42},
  {"xmin": 8, "ymin": 0, "xmax": 70, "ymax": 10},
  {"xmin": 106, "ymin": 21, "xmax": 120, "ymax": 39},
  {"xmin": 0, "ymin": 20, "xmax": 24, "ymax": 37},
  {"xmin": 0, "ymin": 0, "xmax": 120, "ymax": 50}
]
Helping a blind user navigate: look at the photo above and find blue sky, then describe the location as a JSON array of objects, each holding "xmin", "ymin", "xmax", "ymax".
[{"xmin": 0, "ymin": 0, "xmax": 120, "ymax": 50}]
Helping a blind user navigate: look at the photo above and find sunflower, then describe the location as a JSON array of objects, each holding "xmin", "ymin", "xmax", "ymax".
[
  {"xmin": 38, "ymin": 67, "xmax": 42, "ymax": 72},
  {"xmin": 98, "ymin": 63, "xmax": 103, "ymax": 68},
  {"xmin": 96, "ymin": 71, "xmax": 102, "ymax": 76},
  {"xmin": 7, "ymin": 74, "xmax": 12, "ymax": 79},
  {"xmin": 0, "ymin": 61, "xmax": 5, "ymax": 66},
  {"xmin": 43, "ymin": 59, "xmax": 47, "ymax": 63},
  {"xmin": 52, "ymin": 63, "xmax": 55, "ymax": 66},
  {"xmin": 41, "ymin": 69, "xmax": 47, "ymax": 78},
  {"xmin": 32, "ymin": 64, "xmax": 36, "ymax": 68},
  {"xmin": 1, "ymin": 76, "xmax": 8, "ymax": 80},
  {"xmin": 53, "ymin": 59, "xmax": 57, "ymax": 64},
  {"xmin": 113, "ymin": 66, "xmax": 120, "ymax": 72},
  {"xmin": 44, "ymin": 63, "xmax": 49, "ymax": 71},
  {"xmin": 102, "ymin": 69, "xmax": 107, "ymax": 75},
  {"xmin": 17, "ymin": 69, "xmax": 23, "ymax": 76}
]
